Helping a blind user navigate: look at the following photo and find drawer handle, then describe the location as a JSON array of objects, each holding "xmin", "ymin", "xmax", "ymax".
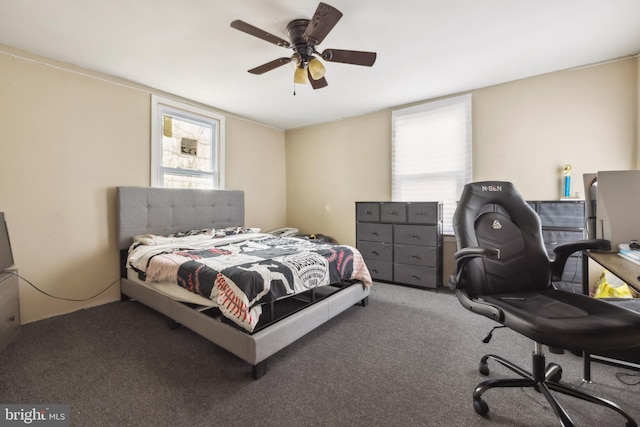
[
  {"xmin": 9, "ymin": 315, "xmax": 16, "ymax": 322},
  {"xmin": 371, "ymin": 269, "xmax": 379, "ymax": 273},
  {"xmin": 411, "ymin": 234, "xmax": 419, "ymax": 238},
  {"xmin": 371, "ymin": 250, "xmax": 379, "ymax": 255},
  {"xmin": 390, "ymin": 211, "xmax": 397, "ymax": 215},
  {"xmin": 411, "ymin": 254, "xmax": 419, "ymax": 259},
  {"xmin": 411, "ymin": 274, "xmax": 420, "ymax": 279},
  {"xmin": 365, "ymin": 210, "xmax": 372, "ymax": 214},
  {"xmin": 419, "ymin": 211, "xmax": 426, "ymax": 215}
]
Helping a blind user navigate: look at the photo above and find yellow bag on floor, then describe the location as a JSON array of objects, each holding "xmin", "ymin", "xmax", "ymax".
[{"xmin": 593, "ymin": 270, "xmax": 634, "ymax": 299}]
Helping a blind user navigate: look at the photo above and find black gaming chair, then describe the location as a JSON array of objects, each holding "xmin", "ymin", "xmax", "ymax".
[{"xmin": 449, "ymin": 181, "xmax": 640, "ymax": 427}]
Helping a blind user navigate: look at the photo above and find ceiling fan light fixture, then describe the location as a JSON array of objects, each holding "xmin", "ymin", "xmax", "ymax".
[
  {"xmin": 294, "ymin": 65, "xmax": 309, "ymax": 84},
  {"xmin": 289, "ymin": 53, "xmax": 301, "ymax": 70},
  {"xmin": 308, "ymin": 57, "xmax": 326, "ymax": 80},
  {"xmin": 231, "ymin": 3, "xmax": 376, "ymax": 90}
]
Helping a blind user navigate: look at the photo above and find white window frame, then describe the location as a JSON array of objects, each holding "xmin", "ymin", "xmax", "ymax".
[
  {"xmin": 391, "ymin": 94, "xmax": 472, "ymax": 234},
  {"xmin": 151, "ymin": 95, "xmax": 225, "ymax": 189}
]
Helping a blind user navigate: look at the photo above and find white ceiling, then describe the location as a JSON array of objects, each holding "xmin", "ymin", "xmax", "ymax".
[{"xmin": 1, "ymin": 0, "xmax": 639, "ymax": 130}]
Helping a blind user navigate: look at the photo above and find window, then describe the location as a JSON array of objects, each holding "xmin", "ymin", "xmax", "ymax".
[
  {"xmin": 391, "ymin": 94, "xmax": 472, "ymax": 234},
  {"xmin": 151, "ymin": 95, "xmax": 225, "ymax": 189}
]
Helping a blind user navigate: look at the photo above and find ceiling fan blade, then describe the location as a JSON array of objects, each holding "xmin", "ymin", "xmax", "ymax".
[
  {"xmin": 303, "ymin": 3, "xmax": 343, "ymax": 45},
  {"xmin": 230, "ymin": 20, "xmax": 291, "ymax": 48},
  {"xmin": 308, "ymin": 70, "xmax": 328, "ymax": 89},
  {"xmin": 248, "ymin": 57, "xmax": 292, "ymax": 75},
  {"xmin": 321, "ymin": 49, "xmax": 377, "ymax": 66}
]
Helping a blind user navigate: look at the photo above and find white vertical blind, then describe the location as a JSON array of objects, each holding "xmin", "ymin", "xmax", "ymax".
[{"xmin": 392, "ymin": 94, "xmax": 472, "ymax": 233}]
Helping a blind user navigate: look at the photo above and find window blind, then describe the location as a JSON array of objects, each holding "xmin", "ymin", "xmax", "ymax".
[{"xmin": 392, "ymin": 94, "xmax": 472, "ymax": 234}]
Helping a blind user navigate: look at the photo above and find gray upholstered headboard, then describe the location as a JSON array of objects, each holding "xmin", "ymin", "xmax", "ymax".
[{"xmin": 117, "ymin": 187, "xmax": 245, "ymax": 250}]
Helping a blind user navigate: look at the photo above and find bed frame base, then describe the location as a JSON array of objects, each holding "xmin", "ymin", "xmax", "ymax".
[
  {"xmin": 121, "ymin": 278, "xmax": 370, "ymax": 379},
  {"xmin": 253, "ymin": 361, "xmax": 268, "ymax": 379}
]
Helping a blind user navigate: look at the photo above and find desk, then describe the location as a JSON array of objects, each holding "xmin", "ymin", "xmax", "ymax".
[
  {"xmin": 585, "ymin": 251, "xmax": 640, "ymax": 293},
  {"xmin": 582, "ymin": 251, "xmax": 640, "ymax": 380}
]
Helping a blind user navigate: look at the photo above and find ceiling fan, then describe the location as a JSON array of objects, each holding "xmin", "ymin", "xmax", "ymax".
[{"xmin": 230, "ymin": 2, "xmax": 377, "ymax": 89}]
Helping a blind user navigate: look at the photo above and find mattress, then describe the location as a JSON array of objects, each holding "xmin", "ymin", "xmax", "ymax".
[{"xmin": 126, "ymin": 268, "xmax": 216, "ymax": 307}]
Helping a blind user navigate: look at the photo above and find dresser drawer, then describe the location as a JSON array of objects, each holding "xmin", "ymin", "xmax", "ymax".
[
  {"xmin": 357, "ymin": 241, "xmax": 393, "ymax": 262},
  {"xmin": 393, "ymin": 224, "xmax": 439, "ymax": 246},
  {"xmin": 394, "ymin": 244, "xmax": 438, "ymax": 267},
  {"xmin": 357, "ymin": 223, "xmax": 392, "ymax": 243},
  {"xmin": 0, "ymin": 273, "xmax": 20, "ymax": 352},
  {"xmin": 380, "ymin": 202, "xmax": 407, "ymax": 223},
  {"xmin": 364, "ymin": 260, "xmax": 393, "ymax": 282},
  {"xmin": 542, "ymin": 229, "xmax": 585, "ymax": 257},
  {"xmin": 356, "ymin": 203, "xmax": 380, "ymax": 222},
  {"xmin": 537, "ymin": 202, "xmax": 585, "ymax": 228},
  {"xmin": 393, "ymin": 264, "xmax": 439, "ymax": 289},
  {"xmin": 407, "ymin": 202, "xmax": 441, "ymax": 225}
]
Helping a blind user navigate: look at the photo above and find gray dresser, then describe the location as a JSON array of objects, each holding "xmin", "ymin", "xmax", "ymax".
[
  {"xmin": 356, "ymin": 202, "xmax": 442, "ymax": 289},
  {"xmin": 528, "ymin": 200, "xmax": 586, "ymax": 293},
  {"xmin": 0, "ymin": 271, "xmax": 20, "ymax": 352}
]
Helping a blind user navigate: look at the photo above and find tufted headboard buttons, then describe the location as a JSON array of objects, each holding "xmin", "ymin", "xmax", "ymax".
[{"xmin": 116, "ymin": 186, "xmax": 245, "ymax": 250}]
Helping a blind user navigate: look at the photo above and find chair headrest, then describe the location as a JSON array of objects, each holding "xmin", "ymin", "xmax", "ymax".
[{"xmin": 454, "ymin": 181, "xmax": 541, "ymax": 247}]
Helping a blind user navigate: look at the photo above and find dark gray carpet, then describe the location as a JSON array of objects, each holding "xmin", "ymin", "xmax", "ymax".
[{"xmin": 1, "ymin": 283, "xmax": 639, "ymax": 426}]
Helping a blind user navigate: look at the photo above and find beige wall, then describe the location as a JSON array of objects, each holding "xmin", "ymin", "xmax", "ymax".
[
  {"xmin": 225, "ymin": 117, "xmax": 287, "ymax": 231},
  {"xmin": 285, "ymin": 111, "xmax": 391, "ymax": 241},
  {"xmin": 286, "ymin": 57, "xmax": 639, "ymax": 281},
  {"xmin": 0, "ymin": 46, "xmax": 287, "ymax": 323},
  {"xmin": 473, "ymin": 58, "xmax": 638, "ymax": 197}
]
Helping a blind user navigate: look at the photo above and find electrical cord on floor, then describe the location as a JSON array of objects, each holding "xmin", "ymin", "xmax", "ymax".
[
  {"xmin": 6, "ymin": 270, "xmax": 120, "ymax": 302},
  {"xmin": 615, "ymin": 371, "xmax": 640, "ymax": 386}
]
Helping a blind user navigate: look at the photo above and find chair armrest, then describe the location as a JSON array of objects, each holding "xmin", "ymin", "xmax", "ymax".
[
  {"xmin": 551, "ymin": 239, "xmax": 611, "ymax": 282},
  {"xmin": 454, "ymin": 247, "xmax": 501, "ymax": 261},
  {"xmin": 454, "ymin": 289, "xmax": 504, "ymax": 322},
  {"xmin": 449, "ymin": 247, "xmax": 500, "ymax": 290},
  {"xmin": 448, "ymin": 247, "xmax": 504, "ymax": 322}
]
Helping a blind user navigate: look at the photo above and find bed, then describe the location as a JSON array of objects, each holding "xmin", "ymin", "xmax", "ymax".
[{"xmin": 117, "ymin": 186, "xmax": 372, "ymax": 379}]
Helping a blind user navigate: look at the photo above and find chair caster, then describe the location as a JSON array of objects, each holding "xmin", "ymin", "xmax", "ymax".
[
  {"xmin": 479, "ymin": 360, "xmax": 490, "ymax": 376},
  {"xmin": 545, "ymin": 362, "xmax": 562, "ymax": 383},
  {"xmin": 473, "ymin": 398, "xmax": 489, "ymax": 415}
]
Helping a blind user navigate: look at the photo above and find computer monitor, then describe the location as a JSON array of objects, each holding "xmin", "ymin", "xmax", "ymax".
[
  {"xmin": 595, "ymin": 170, "xmax": 640, "ymax": 251},
  {"xmin": 582, "ymin": 173, "xmax": 597, "ymax": 239},
  {"xmin": 0, "ymin": 212, "xmax": 15, "ymax": 272}
]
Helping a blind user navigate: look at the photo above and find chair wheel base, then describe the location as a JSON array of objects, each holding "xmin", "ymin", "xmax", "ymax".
[
  {"xmin": 472, "ymin": 351, "xmax": 638, "ymax": 427},
  {"xmin": 479, "ymin": 360, "xmax": 490, "ymax": 376},
  {"xmin": 473, "ymin": 398, "xmax": 489, "ymax": 415}
]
